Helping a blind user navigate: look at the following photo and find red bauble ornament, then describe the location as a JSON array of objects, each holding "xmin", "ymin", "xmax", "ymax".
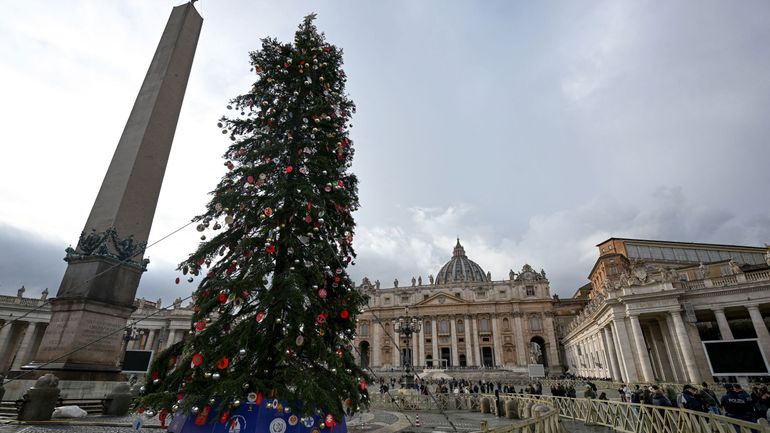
[
  {"xmin": 217, "ymin": 356, "xmax": 229, "ymax": 370},
  {"xmin": 151, "ymin": 371, "xmax": 159, "ymax": 380},
  {"xmin": 195, "ymin": 405, "xmax": 211, "ymax": 426},
  {"xmin": 219, "ymin": 292, "xmax": 227, "ymax": 304},
  {"xmin": 219, "ymin": 410, "xmax": 230, "ymax": 424},
  {"xmin": 284, "ymin": 166, "xmax": 294, "ymax": 174},
  {"xmin": 264, "ymin": 207, "xmax": 273, "ymax": 217},
  {"xmin": 256, "ymin": 311, "xmax": 266, "ymax": 323},
  {"xmin": 175, "ymin": 277, "xmax": 180, "ymax": 284},
  {"xmin": 194, "ymin": 321, "xmax": 206, "ymax": 331},
  {"xmin": 340, "ymin": 309, "xmax": 350, "ymax": 319},
  {"xmin": 337, "ymin": 180, "xmax": 344, "ymax": 187},
  {"xmin": 325, "ymin": 414, "xmax": 335, "ymax": 427},
  {"xmin": 360, "ymin": 380, "xmax": 367, "ymax": 391},
  {"xmin": 176, "ymin": 393, "xmax": 184, "ymax": 402},
  {"xmin": 191, "ymin": 353, "xmax": 203, "ymax": 367},
  {"xmin": 265, "ymin": 245, "xmax": 276, "ymax": 254},
  {"xmin": 318, "ymin": 288, "xmax": 327, "ymax": 299},
  {"xmin": 300, "ymin": 59, "xmax": 305, "ymax": 65},
  {"xmin": 247, "ymin": 175, "xmax": 254, "ymax": 184},
  {"xmin": 304, "ymin": 215, "xmax": 312, "ymax": 223},
  {"xmin": 316, "ymin": 313, "xmax": 327, "ymax": 325}
]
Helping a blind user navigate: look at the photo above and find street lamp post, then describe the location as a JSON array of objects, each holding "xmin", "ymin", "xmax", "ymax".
[{"xmin": 394, "ymin": 306, "xmax": 421, "ymax": 389}]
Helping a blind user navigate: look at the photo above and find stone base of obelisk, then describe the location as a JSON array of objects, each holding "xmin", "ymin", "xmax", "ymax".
[{"xmin": 29, "ymin": 297, "xmax": 135, "ymax": 373}]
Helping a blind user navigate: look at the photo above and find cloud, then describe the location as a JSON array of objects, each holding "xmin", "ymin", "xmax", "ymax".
[
  {"xmin": 350, "ymin": 187, "xmax": 770, "ymax": 297},
  {"xmin": 0, "ymin": 223, "xmax": 193, "ymax": 304}
]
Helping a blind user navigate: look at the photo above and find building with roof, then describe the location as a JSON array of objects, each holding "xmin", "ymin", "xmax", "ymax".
[
  {"xmin": 562, "ymin": 237, "xmax": 770, "ymax": 383},
  {"xmin": 352, "ymin": 239, "xmax": 584, "ymax": 374}
]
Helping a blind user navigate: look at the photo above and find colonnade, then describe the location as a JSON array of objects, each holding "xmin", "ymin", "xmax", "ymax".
[{"xmin": 566, "ymin": 303, "xmax": 770, "ymax": 383}]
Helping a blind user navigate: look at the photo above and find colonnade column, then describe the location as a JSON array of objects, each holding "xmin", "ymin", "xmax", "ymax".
[
  {"xmin": 747, "ymin": 305, "xmax": 770, "ymax": 361},
  {"xmin": 166, "ymin": 329, "xmax": 178, "ymax": 349},
  {"xmin": 144, "ymin": 329, "xmax": 156, "ymax": 351},
  {"xmin": 513, "ymin": 313, "xmax": 527, "ymax": 365},
  {"xmin": 629, "ymin": 314, "xmax": 655, "ymax": 381},
  {"xmin": 431, "ymin": 319, "xmax": 438, "ymax": 367},
  {"xmin": 612, "ymin": 317, "xmax": 638, "ymax": 381},
  {"xmin": 491, "ymin": 316, "xmax": 503, "ymax": 368},
  {"xmin": 545, "ymin": 314, "xmax": 560, "ymax": 368},
  {"xmin": 464, "ymin": 316, "xmax": 473, "ymax": 367},
  {"xmin": 670, "ymin": 310, "xmax": 700, "ymax": 382},
  {"xmin": 602, "ymin": 326, "xmax": 622, "ymax": 381},
  {"xmin": 449, "ymin": 318, "xmax": 459, "ymax": 367},
  {"xmin": 0, "ymin": 322, "xmax": 14, "ymax": 371},
  {"xmin": 412, "ymin": 327, "xmax": 420, "ymax": 368},
  {"xmin": 713, "ymin": 308, "xmax": 734, "ymax": 340},
  {"xmin": 11, "ymin": 322, "xmax": 40, "ymax": 370}
]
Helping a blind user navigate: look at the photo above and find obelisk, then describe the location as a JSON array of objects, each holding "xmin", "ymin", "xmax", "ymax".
[{"xmin": 26, "ymin": 3, "xmax": 203, "ymax": 375}]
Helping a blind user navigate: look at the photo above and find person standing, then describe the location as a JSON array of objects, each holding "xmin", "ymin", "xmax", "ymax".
[
  {"xmin": 679, "ymin": 385, "xmax": 705, "ymax": 412},
  {"xmin": 700, "ymin": 382, "xmax": 721, "ymax": 415},
  {"xmin": 721, "ymin": 384, "xmax": 754, "ymax": 422}
]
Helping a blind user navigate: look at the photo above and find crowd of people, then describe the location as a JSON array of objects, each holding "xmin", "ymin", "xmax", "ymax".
[
  {"xmin": 612, "ymin": 382, "xmax": 770, "ymax": 423},
  {"xmin": 377, "ymin": 374, "xmax": 770, "ymax": 424}
]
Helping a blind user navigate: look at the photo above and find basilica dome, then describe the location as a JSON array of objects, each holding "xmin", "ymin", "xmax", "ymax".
[{"xmin": 435, "ymin": 239, "xmax": 489, "ymax": 285}]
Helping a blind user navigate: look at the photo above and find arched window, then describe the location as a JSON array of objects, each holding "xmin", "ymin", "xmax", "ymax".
[
  {"xmin": 360, "ymin": 322, "xmax": 369, "ymax": 337},
  {"xmin": 479, "ymin": 318, "xmax": 491, "ymax": 332},
  {"xmin": 457, "ymin": 319, "xmax": 464, "ymax": 333},
  {"xmin": 502, "ymin": 318, "xmax": 510, "ymax": 330},
  {"xmin": 424, "ymin": 320, "xmax": 432, "ymax": 335}
]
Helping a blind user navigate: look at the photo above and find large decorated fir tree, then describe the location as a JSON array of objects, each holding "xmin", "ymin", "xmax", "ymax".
[{"xmin": 138, "ymin": 14, "xmax": 368, "ymax": 426}]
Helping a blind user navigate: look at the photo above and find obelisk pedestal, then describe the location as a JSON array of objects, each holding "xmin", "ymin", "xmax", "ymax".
[{"xmin": 16, "ymin": 3, "xmax": 202, "ymax": 381}]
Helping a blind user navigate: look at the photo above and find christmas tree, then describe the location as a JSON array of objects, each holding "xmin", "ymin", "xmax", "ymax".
[{"xmin": 138, "ymin": 14, "xmax": 368, "ymax": 425}]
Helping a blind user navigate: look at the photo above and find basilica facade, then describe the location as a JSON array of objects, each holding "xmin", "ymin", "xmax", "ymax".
[{"xmin": 352, "ymin": 240, "xmax": 581, "ymax": 373}]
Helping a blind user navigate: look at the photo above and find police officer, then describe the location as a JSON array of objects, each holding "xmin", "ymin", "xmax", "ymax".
[{"xmin": 721, "ymin": 384, "xmax": 754, "ymax": 422}]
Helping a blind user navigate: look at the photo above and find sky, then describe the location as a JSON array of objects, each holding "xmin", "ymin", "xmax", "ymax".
[{"xmin": 1, "ymin": 0, "xmax": 769, "ymax": 303}]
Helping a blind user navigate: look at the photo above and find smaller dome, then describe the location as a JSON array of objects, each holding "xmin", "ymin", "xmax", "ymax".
[{"xmin": 435, "ymin": 239, "xmax": 489, "ymax": 285}]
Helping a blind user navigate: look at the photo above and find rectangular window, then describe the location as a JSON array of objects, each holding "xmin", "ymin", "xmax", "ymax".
[
  {"xmin": 685, "ymin": 249, "xmax": 699, "ymax": 261},
  {"xmin": 439, "ymin": 320, "xmax": 449, "ymax": 334},
  {"xmin": 526, "ymin": 286, "xmax": 535, "ymax": 296},
  {"xmin": 384, "ymin": 297, "xmax": 391, "ymax": 305},
  {"xmin": 530, "ymin": 318, "xmax": 541, "ymax": 331},
  {"xmin": 479, "ymin": 318, "xmax": 491, "ymax": 332},
  {"xmin": 627, "ymin": 244, "xmax": 640, "ymax": 258},
  {"xmin": 673, "ymin": 248, "xmax": 687, "ymax": 261},
  {"xmin": 482, "ymin": 337, "xmax": 490, "ymax": 343},
  {"xmin": 458, "ymin": 338, "xmax": 464, "ymax": 343},
  {"xmin": 608, "ymin": 265, "xmax": 618, "ymax": 275},
  {"xmin": 650, "ymin": 247, "xmax": 664, "ymax": 259},
  {"xmin": 476, "ymin": 291, "xmax": 487, "ymax": 299},
  {"xmin": 424, "ymin": 294, "xmax": 429, "ymax": 300},
  {"xmin": 401, "ymin": 295, "xmax": 409, "ymax": 303},
  {"xmin": 499, "ymin": 290, "xmax": 506, "ymax": 297}
]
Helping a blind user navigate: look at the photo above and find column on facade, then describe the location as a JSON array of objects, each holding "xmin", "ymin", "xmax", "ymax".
[
  {"xmin": 747, "ymin": 305, "xmax": 770, "ymax": 361},
  {"xmin": 713, "ymin": 308, "xmax": 734, "ymax": 340},
  {"xmin": 629, "ymin": 314, "xmax": 655, "ymax": 381},
  {"xmin": 472, "ymin": 316, "xmax": 480, "ymax": 367},
  {"xmin": 417, "ymin": 325, "xmax": 425, "ymax": 368},
  {"xmin": 0, "ymin": 321, "xmax": 15, "ymax": 372},
  {"xmin": 431, "ymin": 318, "xmax": 439, "ymax": 367},
  {"xmin": 449, "ymin": 318, "xmax": 459, "ymax": 367},
  {"xmin": 611, "ymin": 317, "xmax": 638, "ymax": 382},
  {"xmin": 392, "ymin": 323, "xmax": 400, "ymax": 368},
  {"xmin": 513, "ymin": 313, "xmax": 527, "ymax": 365},
  {"xmin": 372, "ymin": 320, "xmax": 381, "ymax": 368},
  {"xmin": 464, "ymin": 315, "xmax": 474, "ymax": 367},
  {"xmin": 11, "ymin": 322, "xmax": 40, "ymax": 370},
  {"xmin": 670, "ymin": 310, "xmax": 700, "ymax": 383},
  {"xmin": 602, "ymin": 326, "xmax": 622, "ymax": 381},
  {"xmin": 491, "ymin": 316, "xmax": 503, "ymax": 368},
  {"xmin": 412, "ymin": 327, "xmax": 420, "ymax": 368}
]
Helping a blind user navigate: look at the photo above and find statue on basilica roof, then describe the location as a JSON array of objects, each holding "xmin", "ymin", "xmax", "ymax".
[
  {"xmin": 394, "ymin": 278, "xmax": 399, "ymax": 288},
  {"xmin": 418, "ymin": 276, "xmax": 422, "ymax": 286}
]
